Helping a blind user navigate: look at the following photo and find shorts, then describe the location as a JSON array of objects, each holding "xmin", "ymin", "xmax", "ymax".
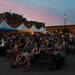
[{"xmin": 22, "ymin": 52, "xmax": 29, "ymax": 56}]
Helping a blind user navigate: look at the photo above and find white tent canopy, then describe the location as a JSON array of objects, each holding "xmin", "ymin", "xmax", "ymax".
[
  {"xmin": 0, "ymin": 21, "xmax": 15, "ymax": 29},
  {"xmin": 39, "ymin": 27, "xmax": 46, "ymax": 33},
  {"xmin": 30, "ymin": 25, "xmax": 39, "ymax": 32},
  {"xmin": 16, "ymin": 23, "xmax": 28, "ymax": 31}
]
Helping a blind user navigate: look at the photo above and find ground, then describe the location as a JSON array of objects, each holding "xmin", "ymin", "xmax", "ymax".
[{"xmin": 0, "ymin": 55, "xmax": 75, "ymax": 75}]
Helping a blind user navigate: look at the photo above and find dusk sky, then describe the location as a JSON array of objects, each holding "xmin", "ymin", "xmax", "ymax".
[{"xmin": 0, "ymin": 0, "xmax": 75, "ymax": 26}]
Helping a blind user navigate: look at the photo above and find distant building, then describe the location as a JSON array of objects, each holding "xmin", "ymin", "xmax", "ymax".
[
  {"xmin": 46, "ymin": 25, "xmax": 75, "ymax": 34},
  {"xmin": 0, "ymin": 12, "xmax": 45, "ymax": 28}
]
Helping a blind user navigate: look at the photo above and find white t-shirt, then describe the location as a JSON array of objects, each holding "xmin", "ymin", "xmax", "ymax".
[{"xmin": 0, "ymin": 39, "xmax": 5, "ymax": 47}]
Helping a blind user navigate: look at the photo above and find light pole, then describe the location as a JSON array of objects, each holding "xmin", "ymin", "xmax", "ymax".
[
  {"xmin": 64, "ymin": 14, "xmax": 67, "ymax": 31},
  {"xmin": 64, "ymin": 14, "xmax": 67, "ymax": 40},
  {"xmin": 64, "ymin": 14, "xmax": 67, "ymax": 54}
]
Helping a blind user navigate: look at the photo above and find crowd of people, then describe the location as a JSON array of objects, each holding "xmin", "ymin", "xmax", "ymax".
[{"xmin": 0, "ymin": 32, "xmax": 75, "ymax": 71}]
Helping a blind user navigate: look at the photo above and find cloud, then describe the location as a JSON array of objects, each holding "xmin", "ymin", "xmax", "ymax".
[
  {"xmin": 0, "ymin": 0, "xmax": 9, "ymax": 3},
  {"xmin": 0, "ymin": 0, "xmax": 63, "ymax": 25}
]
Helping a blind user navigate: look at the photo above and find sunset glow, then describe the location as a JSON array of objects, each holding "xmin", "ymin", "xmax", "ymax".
[{"xmin": 0, "ymin": 0, "xmax": 75, "ymax": 26}]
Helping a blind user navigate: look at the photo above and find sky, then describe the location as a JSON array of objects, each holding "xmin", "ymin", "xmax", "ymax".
[{"xmin": 0, "ymin": 0, "xmax": 75, "ymax": 26}]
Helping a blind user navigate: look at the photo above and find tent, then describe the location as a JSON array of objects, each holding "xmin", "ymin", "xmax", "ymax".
[
  {"xmin": 0, "ymin": 27, "xmax": 16, "ymax": 32},
  {"xmin": 0, "ymin": 21, "xmax": 16, "ymax": 31},
  {"xmin": 39, "ymin": 27, "xmax": 46, "ymax": 33},
  {"xmin": 30, "ymin": 25, "xmax": 39, "ymax": 32},
  {"xmin": 16, "ymin": 23, "xmax": 28, "ymax": 31}
]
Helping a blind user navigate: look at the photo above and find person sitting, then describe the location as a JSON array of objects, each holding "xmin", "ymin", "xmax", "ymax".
[
  {"xmin": 50, "ymin": 49, "xmax": 65, "ymax": 70},
  {"xmin": 14, "ymin": 42, "xmax": 41, "ymax": 71}
]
